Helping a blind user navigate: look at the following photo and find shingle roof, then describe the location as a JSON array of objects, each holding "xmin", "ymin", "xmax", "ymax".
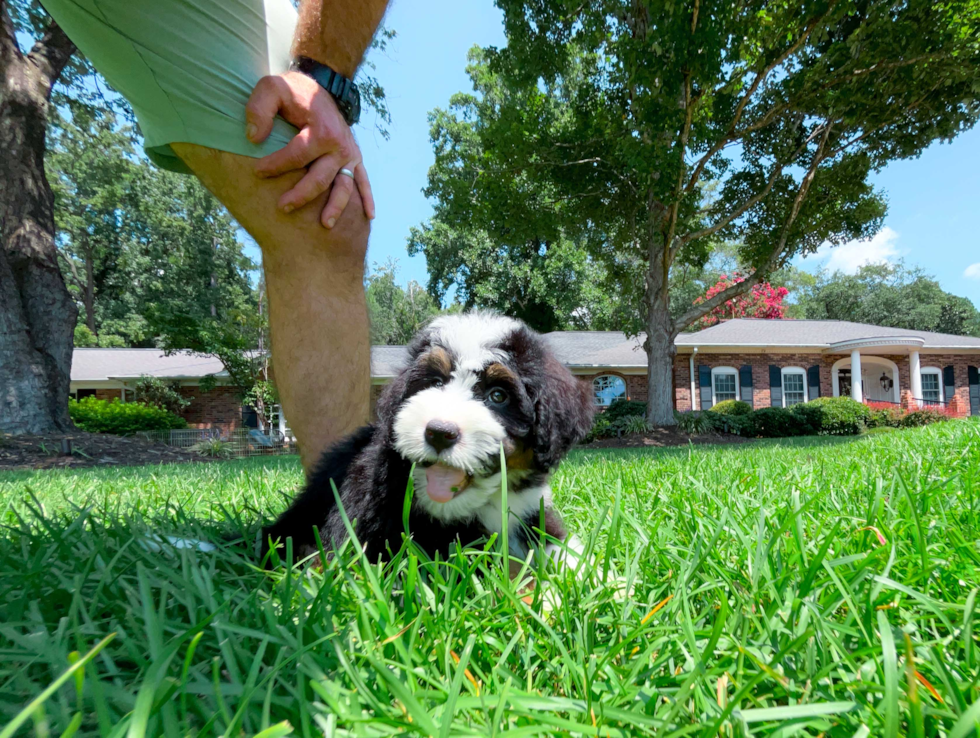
[
  {"xmin": 71, "ymin": 319, "xmax": 980, "ymax": 383},
  {"xmin": 674, "ymin": 319, "xmax": 980, "ymax": 349}
]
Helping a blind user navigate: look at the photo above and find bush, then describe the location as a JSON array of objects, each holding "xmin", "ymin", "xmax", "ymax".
[
  {"xmin": 804, "ymin": 397, "xmax": 872, "ymax": 436},
  {"xmin": 901, "ymin": 408, "xmax": 953, "ymax": 428},
  {"xmin": 865, "ymin": 402, "xmax": 906, "ymax": 429},
  {"xmin": 711, "ymin": 399, "xmax": 752, "ymax": 416},
  {"xmin": 134, "ymin": 374, "xmax": 191, "ymax": 415},
  {"xmin": 603, "ymin": 399, "xmax": 647, "ymax": 422},
  {"xmin": 584, "ymin": 416, "xmax": 614, "ymax": 443},
  {"xmin": 191, "ymin": 438, "xmax": 234, "ymax": 458},
  {"xmin": 674, "ymin": 411, "xmax": 713, "ymax": 435},
  {"xmin": 69, "ymin": 397, "xmax": 187, "ymax": 435},
  {"xmin": 615, "ymin": 415, "xmax": 650, "ymax": 435},
  {"xmin": 789, "ymin": 402, "xmax": 824, "ymax": 435},
  {"xmin": 749, "ymin": 407, "xmax": 805, "ymax": 438}
]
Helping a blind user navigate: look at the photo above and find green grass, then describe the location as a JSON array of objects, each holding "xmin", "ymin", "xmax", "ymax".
[{"xmin": 1, "ymin": 421, "xmax": 979, "ymax": 736}]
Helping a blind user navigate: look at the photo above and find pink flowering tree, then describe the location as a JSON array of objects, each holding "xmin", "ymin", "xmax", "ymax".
[{"xmin": 691, "ymin": 274, "xmax": 788, "ymax": 330}]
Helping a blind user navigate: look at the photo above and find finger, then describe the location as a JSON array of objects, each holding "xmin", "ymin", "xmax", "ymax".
[
  {"xmin": 321, "ymin": 170, "xmax": 356, "ymax": 228},
  {"xmin": 354, "ymin": 164, "xmax": 375, "ymax": 220},
  {"xmin": 277, "ymin": 155, "xmax": 342, "ymax": 213},
  {"xmin": 245, "ymin": 76, "xmax": 288, "ymax": 144},
  {"xmin": 255, "ymin": 127, "xmax": 320, "ymax": 178}
]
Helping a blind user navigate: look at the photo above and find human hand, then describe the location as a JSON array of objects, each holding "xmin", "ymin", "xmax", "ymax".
[{"xmin": 245, "ymin": 71, "xmax": 375, "ymax": 228}]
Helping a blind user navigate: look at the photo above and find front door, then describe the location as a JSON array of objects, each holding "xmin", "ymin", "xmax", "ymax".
[{"xmin": 839, "ymin": 369, "xmax": 852, "ymax": 398}]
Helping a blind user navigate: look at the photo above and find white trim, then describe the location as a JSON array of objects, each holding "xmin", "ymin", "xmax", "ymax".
[
  {"xmin": 710, "ymin": 366, "xmax": 740, "ymax": 405},
  {"xmin": 920, "ymin": 366, "xmax": 944, "ymax": 402},
  {"xmin": 830, "ymin": 356, "xmax": 901, "ymax": 403},
  {"xmin": 780, "ymin": 367, "xmax": 808, "ymax": 407},
  {"xmin": 826, "ymin": 336, "xmax": 925, "ymax": 353}
]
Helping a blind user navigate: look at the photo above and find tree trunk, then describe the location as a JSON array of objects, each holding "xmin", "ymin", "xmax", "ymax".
[
  {"xmin": 83, "ymin": 237, "xmax": 96, "ymax": 333},
  {"xmin": 644, "ymin": 236, "xmax": 677, "ymax": 427},
  {"xmin": 0, "ymin": 29, "xmax": 78, "ymax": 434}
]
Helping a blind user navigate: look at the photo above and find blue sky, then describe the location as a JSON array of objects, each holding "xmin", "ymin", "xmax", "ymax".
[{"xmin": 289, "ymin": 0, "xmax": 980, "ymax": 308}]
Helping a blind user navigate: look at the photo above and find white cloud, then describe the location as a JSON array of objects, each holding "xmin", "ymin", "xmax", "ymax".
[
  {"xmin": 965, "ymin": 262, "xmax": 980, "ymax": 280},
  {"xmin": 802, "ymin": 226, "xmax": 902, "ymax": 274}
]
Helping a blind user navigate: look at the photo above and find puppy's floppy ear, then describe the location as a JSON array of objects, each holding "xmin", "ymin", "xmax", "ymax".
[{"xmin": 532, "ymin": 354, "xmax": 595, "ymax": 471}]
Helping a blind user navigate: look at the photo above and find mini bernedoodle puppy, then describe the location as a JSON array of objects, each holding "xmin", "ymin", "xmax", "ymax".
[{"xmin": 262, "ymin": 312, "xmax": 594, "ymax": 568}]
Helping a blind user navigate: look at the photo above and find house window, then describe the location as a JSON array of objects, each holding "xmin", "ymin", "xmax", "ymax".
[
  {"xmin": 593, "ymin": 375, "xmax": 627, "ymax": 406},
  {"xmin": 921, "ymin": 368, "xmax": 942, "ymax": 403},
  {"xmin": 711, "ymin": 367, "xmax": 739, "ymax": 405},
  {"xmin": 781, "ymin": 368, "xmax": 807, "ymax": 407},
  {"xmin": 74, "ymin": 389, "xmax": 96, "ymax": 400}
]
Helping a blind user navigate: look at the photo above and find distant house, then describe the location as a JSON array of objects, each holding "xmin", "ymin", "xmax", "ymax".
[{"xmin": 71, "ymin": 319, "xmax": 980, "ymax": 432}]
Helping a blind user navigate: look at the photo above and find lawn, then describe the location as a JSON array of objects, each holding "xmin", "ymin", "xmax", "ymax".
[{"xmin": 1, "ymin": 422, "xmax": 979, "ymax": 736}]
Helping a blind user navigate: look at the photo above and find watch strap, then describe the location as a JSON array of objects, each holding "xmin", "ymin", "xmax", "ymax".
[{"xmin": 290, "ymin": 57, "xmax": 360, "ymax": 125}]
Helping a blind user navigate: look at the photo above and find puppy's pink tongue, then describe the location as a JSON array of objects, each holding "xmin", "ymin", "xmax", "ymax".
[{"xmin": 425, "ymin": 464, "xmax": 467, "ymax": 503}]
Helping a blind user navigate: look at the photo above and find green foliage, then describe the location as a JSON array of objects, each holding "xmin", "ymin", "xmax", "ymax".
[
  {"xmin": 133, "ymin": 375, "xmax": 191, "ymax": 415},
  {"xmin": 792, "ymin": 262, "xmax": 980, "ymax": 337},
  {"xmin": 710, "ymin": 399, "xmax": 752, "ymax": 417},
  {"xmin": 901, "ymin": 408, "xmax": 954, "ymax": 428},
  {"xmin": 68, "ymin": 397, "xmax": 186, "ymax": 435},
  {"xmin": 365, "ymin": 260, "xmax": 444, "ymax": 344},
  {"xmin": 749, "ymin": 408, "xmax": 807, "ymax": 438},
  {"xmin": 674, "ymin": 410, "xmax": 713, "ymax": 435},
  {"xmin": 867, "ymin": 405, "xmax": 908, "ymax": 429},
  {"xmin": 3, "ymin": 423, "xmax": 978, "ymax": 733},
  {"xmin": 583, "ymin": 415, "xmax": 613, "ymax": 443},
  {"xmin": 616, "ymin": 414, "xmax": 651, "ymax": 436},
  {"xmin": 804, "ymin": 397, "xmax": 873, "ymax": 436},
  {"xmin": 603, "ymin": 399, "xmax": 648, "ymax": 423},
  {"xmin": 190, "ymin": 438, "xmax": 234, "ymax": 459},
  {"xmin": 73, "ymin": 324, "xmax": 126, "ymax": 348}
]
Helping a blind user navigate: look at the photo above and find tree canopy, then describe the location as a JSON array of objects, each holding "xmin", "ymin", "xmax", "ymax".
[{"xmin": 415, "ymin": 0, "xmax": 980, "ymax": 424}]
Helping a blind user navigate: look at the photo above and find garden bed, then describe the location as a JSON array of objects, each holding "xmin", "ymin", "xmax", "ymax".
[
  {"xmin": 0, "ymin": 431, "xmax": 201, "ymax": 471},
  {"xmin": 583, "ymin": 425, "xmax": 754, "ymax": 448}
]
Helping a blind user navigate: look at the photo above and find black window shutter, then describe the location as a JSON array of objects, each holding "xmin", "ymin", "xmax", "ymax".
[
  {"xmin": 739, "ymin": 365, "xmax": 754, "ymax": 408},
  {"xmin": 769, "ymin": 365, "xmax": 782, "ymax": 407},
  {"xmin": 698, "ymin": 365, "xmax": 713, "ymax": 410},
  {"xmin": 943, "ymin": 366, "xmax": 955, "ymax": 404},
  {"xmin": 807, "ymin": 365, "xmax": 821, "ymax": 400},
  {"xmin": 969, "ymin": 366, "xmax": 980, "ymax": 417}
]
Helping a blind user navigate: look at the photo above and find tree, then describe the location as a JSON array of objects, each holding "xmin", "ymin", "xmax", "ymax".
[
  {"xmin": 1, "ymin": 0, "xmax": 81, "ymax": 432},
  {"xmin": 690, "ymin": 274, "xmax": 788, "ymax": 330},
  {"xmin": 366, "ymin": 260, "xmax": 444, "ymax": 344},
  {"xmin": 793, "ymin": 261, "xmax": 980, "ymax": 336},
  {"xmin": 422, "ymin": 0, "xmax": 980, "ymax": 425}
]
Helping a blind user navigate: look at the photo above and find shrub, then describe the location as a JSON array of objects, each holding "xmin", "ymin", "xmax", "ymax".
[
  {"xmin": 804, "ymin": 397, "xmax": 872, "ymax": 436},
  {"xmin": 584, "ymin": 416, "xmax": 613, "ymax": 443},
  {"xmin": 865, "ymin": 402, "xmax": 906, "ymax": 428},
  {"xmin": 615, "ymin": 415, "xmax": 650, "ymax": 435},
  {"xmin": 674, "ymin": 411, "xmax": 713, "ymax": 435},
  {"xmin": 69, "ymin": 397, "xmax": 187, "ymax": 435},
  {"xmin": 789, "ymin": 402, "xmax": 824, "ymax": 435},
  {"xmin": 191, "ymin": 438, "xmax": 234, "ymax": 458},
  {"xmin": 134, "ymin": 374, "xmax": 191, "ymax": 415},
  {"xmin": 603, "ymin": 399, "xmax": 647, "ymax": 422},
  {"xmin": 901, "ymin": 408, "xmax": 953, "ymax": 428},
  {"xmin": 749, "ymin": 407, "xmax": 804, "ymax": 438},
  {"xmin": 711, "ymin": 399, "xmax": 752, "ymax": 416}
]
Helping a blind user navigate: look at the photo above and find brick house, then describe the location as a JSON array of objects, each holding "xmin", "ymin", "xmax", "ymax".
[{"xmin": 72, "ymin": 319, "xmax": 980, "ymax": 431}]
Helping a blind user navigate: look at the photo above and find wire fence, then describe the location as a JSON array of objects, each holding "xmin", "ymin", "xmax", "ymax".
[{"xmin": 136, "ymin": 427, "xmax": 298, "ymax": 459}]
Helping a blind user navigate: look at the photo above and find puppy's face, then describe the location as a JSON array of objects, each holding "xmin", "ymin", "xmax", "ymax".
[{"xmin": 382, "ymin": 313, "xmax": 593, "ymax": 524}]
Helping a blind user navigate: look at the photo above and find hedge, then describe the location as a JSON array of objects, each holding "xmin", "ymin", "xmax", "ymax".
[
  {"xmin": 711, "ymin": 399, "xmax": 753, "ymax": 416},
  {"xmin": 803, "ymin": 397, "xmax": 872, "ymax": 435},
  {"xmin": 603, "ymin": 399, "xmax": 647, "ymax": 422},
  {"xmin": 69, "ymin": 397, "xmax": 187, "ymax": 435}
]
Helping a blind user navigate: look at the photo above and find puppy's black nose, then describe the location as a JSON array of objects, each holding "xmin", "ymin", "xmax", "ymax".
[{"xmin": 425, "ymin": 421, "xmax": 460, "ymax": 452}]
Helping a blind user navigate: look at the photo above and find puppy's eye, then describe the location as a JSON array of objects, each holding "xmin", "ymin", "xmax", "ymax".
[
  {"xmin": 431, "ymin": 377, "xmax": 445, "ymax": 388},
  {"xmin": 487, "ymin": 388, "xmax": 508, "ymax": 406}
]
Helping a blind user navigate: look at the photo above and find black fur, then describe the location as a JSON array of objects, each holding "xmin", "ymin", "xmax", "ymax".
[{"xmin": 262, "ymin": 315, "xmax": 594, "ymax": 565}]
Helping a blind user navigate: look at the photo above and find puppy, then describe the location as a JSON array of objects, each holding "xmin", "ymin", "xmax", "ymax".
[{"xmin": 262, "ymin": 312, "xmax": 594, "ymax": 568}]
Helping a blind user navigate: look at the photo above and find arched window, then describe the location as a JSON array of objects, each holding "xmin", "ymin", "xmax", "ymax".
[
  {"xmin": 710, "ymin": 367, "xmax": 739, "ymax": 405},
  {"xmin": 593, "ymin": 375, "xmax": 627, "ymax": 406},
  {"xmin": 920, "ymin": 367, "xmax": 943, "ymax": 403},
  {"xmin": 781, "ymin": 367, "xmax": 808, "ymax": 407}
]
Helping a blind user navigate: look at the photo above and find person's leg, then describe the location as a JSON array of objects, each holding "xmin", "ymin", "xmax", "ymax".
[{"xmin": 171, "ymin": 143, "xmax": 370, "ymax": 472}]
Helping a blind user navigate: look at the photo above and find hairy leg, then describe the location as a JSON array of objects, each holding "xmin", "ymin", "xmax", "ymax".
[{"xmin": 172, "ymin": 142, "xmax": 370, "ymax": 474}]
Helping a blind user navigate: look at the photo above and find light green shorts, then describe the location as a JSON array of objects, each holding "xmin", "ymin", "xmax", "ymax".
[{"xmin": 40, "ymin": 0, "xmax": 300, "ymax": 174}]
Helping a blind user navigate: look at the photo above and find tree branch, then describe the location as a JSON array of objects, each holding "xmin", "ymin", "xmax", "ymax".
[
  {"xmin": 673, "ymin": 120, "xmax": 834, "ymax": 332},
  {"xmin": 0, "ymin": 0, "xmax": 21, "ymax": 71},
  {"xmin": 27, "ymin": 20, "xmax": 75, "ymax": 96},
  {"xmin": 684, "ymin": 5, "xmax": 833, "ymax": 195}
]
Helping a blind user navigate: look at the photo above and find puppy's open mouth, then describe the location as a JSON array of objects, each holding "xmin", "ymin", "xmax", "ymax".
[{"xmin": 423, "ymin": 462, "xmax": 472, "ymax": 503}]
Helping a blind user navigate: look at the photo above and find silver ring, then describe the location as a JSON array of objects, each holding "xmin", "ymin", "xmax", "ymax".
[{"xmin": 338, "ymin": 167, "xmax": 355, "ymax": 179}]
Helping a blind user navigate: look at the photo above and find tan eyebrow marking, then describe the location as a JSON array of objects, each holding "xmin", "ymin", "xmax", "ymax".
[
  {"xmin": 485, "ymin": 362, "xmax": 518, "ymax": 385},
  {"xmin": 420, "ymin": 346, "xmax": 453, "ymax": 375}
]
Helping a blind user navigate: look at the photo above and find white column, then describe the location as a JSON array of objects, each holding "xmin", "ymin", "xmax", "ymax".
[
  {"xmin": 690, "ymin": 350, "xmax": 698, "ymax": 411},
  {"xmin": 851, "ymin": 349, "xmax": 863, "ymax": 403},
  {"xmin": 910, "ymin": 350, "xmax": 922, "ymax": 401}
]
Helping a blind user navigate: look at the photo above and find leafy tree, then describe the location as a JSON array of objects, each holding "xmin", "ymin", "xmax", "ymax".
[
  {"xmin": 793, "ymin": 262, "xmax": 980, "ymax": 336},
  {"xmin": 133, "ymin": 375, "xmax": 191, "ymax": 415},
  {"xmin": 366, "ymin": 260, "xmax": 445, "ymax": 344},
  {"xmin": 422, "ymin": 1, "xmax": 980, "ymax": 425},
  {"xmin": 691, "ymin": 274, "xmax": 788, "ymax": 330}
]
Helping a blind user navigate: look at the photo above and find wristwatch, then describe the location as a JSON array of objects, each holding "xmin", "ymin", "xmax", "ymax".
[{"xmin": 290, "ymin": 56, "xmax": 361, "ymax": 126}]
